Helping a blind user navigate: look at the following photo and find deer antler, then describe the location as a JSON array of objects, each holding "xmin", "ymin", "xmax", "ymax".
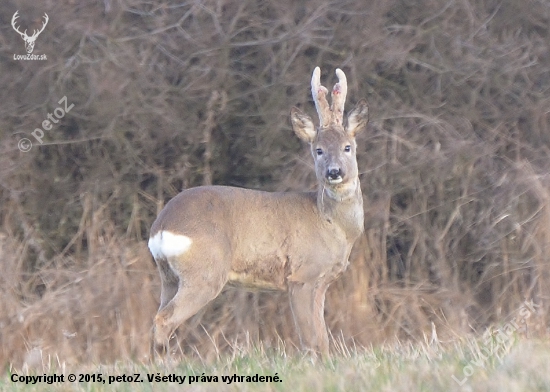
[
  {"xmin": 311, "ymin": 67, "xmax": 331, "ymax": 128},
  {"xmin": 11, "ymin": 11, "xmax": 27, "ymax": 38},
  {"xmin": 11, "ymin": 11, "xmax": 48, "ymax": 40},
  {"xmin": 311, "ymin": 67, "xmax": 348, "ymax": 128},
  {"xmin": 331, "ymin": 69, "xmax": 348, "ymax": 125},
  {"xmin": 31, "ymin": 14, "xmax": 49, "ymax": 39}
]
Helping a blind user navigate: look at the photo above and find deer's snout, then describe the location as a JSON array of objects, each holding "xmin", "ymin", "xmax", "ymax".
[{"xmin": 326, "ymin": 168, "xmax": 343, "ymax": 184}]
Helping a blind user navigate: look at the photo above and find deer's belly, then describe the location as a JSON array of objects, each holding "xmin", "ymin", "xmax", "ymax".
[
  {"xmin": 227, "ymin": 252, "xmax": 290, "ymax": 291},
  {"xmin": 226, "ymin": 270, "xmax": 285, "ymax": 291}
]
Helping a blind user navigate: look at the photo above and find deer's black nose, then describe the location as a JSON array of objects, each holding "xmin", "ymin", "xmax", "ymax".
[{"xmin": 327, "ymin": 168, "xmax": 342, "ymax": 180}]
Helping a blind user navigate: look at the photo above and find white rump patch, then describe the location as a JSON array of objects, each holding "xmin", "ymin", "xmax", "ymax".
[{"xmin": 148, "ymin": 230, "xmax": 192, "ymax": 259}]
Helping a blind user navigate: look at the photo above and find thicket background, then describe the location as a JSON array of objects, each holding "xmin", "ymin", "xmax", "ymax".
[{"xmin": 1, "ymin": 0, "xmax": 549, "ymax": 367}]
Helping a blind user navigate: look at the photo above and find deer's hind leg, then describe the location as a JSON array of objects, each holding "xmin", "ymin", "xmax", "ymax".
[
  {"xmin": 153, "ymin": 244, "xmax": 230, "ymax": 352},
  {"xmin": 156, "ymin": 258, "xmax": 179, "ymax": 311}
]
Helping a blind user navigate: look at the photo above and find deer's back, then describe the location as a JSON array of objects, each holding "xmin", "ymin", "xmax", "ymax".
[{"xmin": 150, "ymin": 185, "xmax": 352, "ymax": 289}]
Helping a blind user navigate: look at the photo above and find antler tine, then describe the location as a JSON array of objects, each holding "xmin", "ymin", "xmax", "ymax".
[
  {"xmin": 311, "ymin": 67, "xmax": 331, "ymax": 127},
  {"xmin": 41, "ymin": 14, "xmax": 49, "ymax": 30},
  {"xmin": 11, "ymin": 11, "xmax": 25, "ymax": 37},
  {"xmin": 31, "ymin": 13, "xmax": 48, "ymax": 38},
  {"xmin": 11, "ymin": 10, "xmax": 19, "ymax": 25},
  {"xmin": 331, "ymin": 69, "xmax": 348, "ymax": 124}
]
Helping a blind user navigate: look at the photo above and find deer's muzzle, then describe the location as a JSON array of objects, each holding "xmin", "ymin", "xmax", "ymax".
[{"xmin": 326, "ymin": 168, "xmax": 343, "ymax": 184}]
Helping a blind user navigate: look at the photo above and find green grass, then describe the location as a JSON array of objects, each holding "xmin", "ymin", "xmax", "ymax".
[{"xmin": 2, "ymin": 338, "xmax": 550, "ymax": 391}]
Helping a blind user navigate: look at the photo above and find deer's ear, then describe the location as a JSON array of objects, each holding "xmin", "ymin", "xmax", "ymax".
[
  {"xmin": 291, "ymin": 107, "xmax": 316, "ymax": 143},
  {"xmin": 346, "ymin": 99, "xmax": 369, "ymax": 137}
]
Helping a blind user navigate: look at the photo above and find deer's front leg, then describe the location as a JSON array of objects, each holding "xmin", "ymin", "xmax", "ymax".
[{"xmin": 289, "ymin": 281, "xmax": 329, "ymax": 356}]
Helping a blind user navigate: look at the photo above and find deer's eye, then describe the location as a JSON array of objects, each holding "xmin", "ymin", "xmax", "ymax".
[
  {"xmin": 344, "ymin": 145, "xmax": 351, "ymax": 152},
  {"xmin": 316, "ymin": 148, "xmax": 323, "ymax": 156}
]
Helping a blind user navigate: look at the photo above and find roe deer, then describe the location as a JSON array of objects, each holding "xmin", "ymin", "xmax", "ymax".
[{"xmin": 148, "ymin": 67, "xmax": 368, "ymax": 355}]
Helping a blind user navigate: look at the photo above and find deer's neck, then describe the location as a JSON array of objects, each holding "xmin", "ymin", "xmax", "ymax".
[{"xmin": 317, "ymin": 179, "xmax": 364, "ymax": 241}]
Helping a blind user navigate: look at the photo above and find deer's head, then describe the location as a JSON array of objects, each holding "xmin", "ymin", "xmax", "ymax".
[
  {"xmin": 12, "ymin": 11, "xmax": 49, "ymax": 54},
  {"xmin": 291, "ymin": 67, "xmax": 368, "ymax": 200}
]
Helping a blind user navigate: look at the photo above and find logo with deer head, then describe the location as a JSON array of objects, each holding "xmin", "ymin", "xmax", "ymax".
[{"xmin": 11, "ymin": 11, "xmax": 48, "ymax": 54}]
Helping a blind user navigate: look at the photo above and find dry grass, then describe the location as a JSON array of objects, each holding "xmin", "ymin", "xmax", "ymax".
[{"xmin": 2, "ymin": 338, "xmax": 550, "ymax": 391}]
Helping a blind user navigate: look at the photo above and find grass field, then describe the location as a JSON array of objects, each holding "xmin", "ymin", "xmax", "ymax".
[{"xmin": 3, "ymin": 337, "xmax": 550, "ymax": 391}]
